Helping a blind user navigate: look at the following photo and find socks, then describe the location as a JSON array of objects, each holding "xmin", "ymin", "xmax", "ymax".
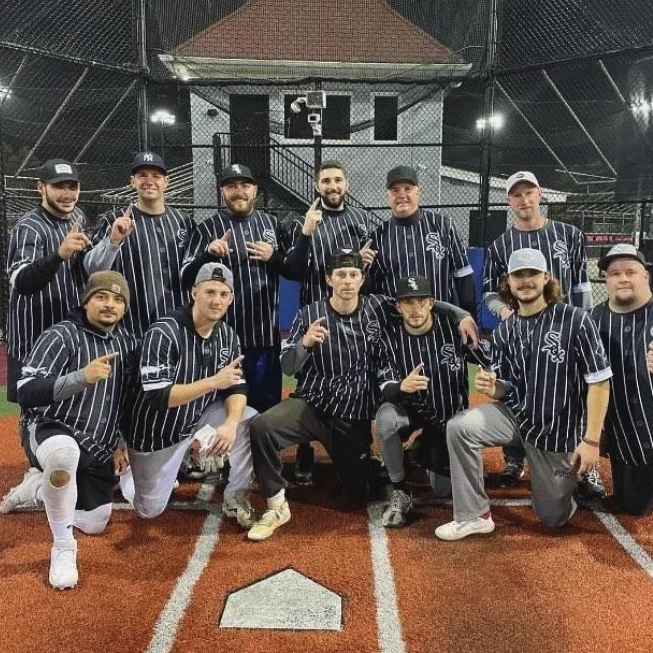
[{"xmin": 267, "ymin": 489, "xmax": 286, "ymax": 510}]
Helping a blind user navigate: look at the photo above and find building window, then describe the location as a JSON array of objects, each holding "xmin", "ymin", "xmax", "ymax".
[
  {"xmin": 284, "ymin": 94, "xmax": 351, "ymax": 140},
  {"xmin": 374, "ymin": 96, "xmax": 398, "ymax": 141}
]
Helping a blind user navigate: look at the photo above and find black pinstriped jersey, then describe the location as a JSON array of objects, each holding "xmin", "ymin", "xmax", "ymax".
[
  {"xmin": 289, "ymin": 205, "xmax": 383, "ymax": 306},
  {"xmin": 7, "ymin": 206, "xmax": 87, "ymax": 361},
  {"xmin": 182, "ymin": 210, "xmax": 290, "ymax": 348},
  {"xmin": 91, "ymin": 206, "xmax": 195, "ymax": 339},
  {"xmin": 369, "ymin": 209, "xmax": 473, "ymax": 301},
  {"xmin": 284, "ymin": 295, "xmax": 393, "ymax": 420},
  {"xmin": 127, "ymin": 306, "xmax": 247, "ymax": 452},
  {"xmin": 492, "ymin": 303, "xmax": 612, "ymax": 453},
  {"xmin": 483, "ymin": 220, "xmax": 590, "ymax": 300},
  {"xmin": 590, "ymin": 299, "xmax": 653, "ymax": 465},
  {"xmin": 377, "ymin": 316, "xmax": 491, "ymax": 427},
  {"xmin": 17, "ymin": 309, "xmax": 137, "ymax": 463}
]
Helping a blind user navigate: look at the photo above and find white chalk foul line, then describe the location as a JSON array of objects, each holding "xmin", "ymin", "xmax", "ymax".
[
  {"xmin": 367, "ymin": 501, "xmax": 407, "ymax": 653},
  {"xmin": 145, "ymin": 507, "xmax": 223, "ymax": 653}
]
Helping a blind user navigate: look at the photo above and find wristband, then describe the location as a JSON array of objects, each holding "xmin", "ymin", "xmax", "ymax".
[{"xmin": 582, "ymin": 436, "xmax": 600, "ymax": 448}]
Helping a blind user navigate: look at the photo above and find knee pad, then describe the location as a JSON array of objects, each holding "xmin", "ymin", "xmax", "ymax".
[
  {"xmin": 36, "ymin": 434, "xmax": 80, "ymax": 485},
  {"xmin": 74, "ymin": 503, "xmax": 112, "ymax": 534}
]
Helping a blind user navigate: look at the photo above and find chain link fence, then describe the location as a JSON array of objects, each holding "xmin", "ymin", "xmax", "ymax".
[{"xmin": 1, "ymin": 0, "xmax": 653, "ymax": 330}]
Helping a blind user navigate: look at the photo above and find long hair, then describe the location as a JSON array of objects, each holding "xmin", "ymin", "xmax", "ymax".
[{"xmin": 497, "ymin": 273, "xmax": 564, "ymax": 312}]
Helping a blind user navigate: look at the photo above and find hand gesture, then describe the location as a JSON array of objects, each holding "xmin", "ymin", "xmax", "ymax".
[
  {"xmin": 359, "ymin": 239, "xmax": 376, "ymax": 267},
  {"xmin": 109, "ymin": 205, "xmax": 136, "ymax": 245},
  {"xmin": 302, "ymin": 317, "xmax": 328, "ymax": 348},
  {"xmin": 570, "ymin": 442, "xmax": 601, "ymax": 478},
  {"xmin": 83, "ymin": 352, "xmax": 119, "ymax": 384},
  {"xmin": 58, "ymin": 220, "xmax": 92, "ymax": 260},
  {"xmin": 302, "ymin": 198, "xmax": 322, "ymax": 235},
  {"xmin": 210, "ymin": 355, "xmax": 244, "ymax": 390},
  {"xmin": 459, "ymin": 316, "xmax": 479, "ymax": 349},
  {"xmin": 475, "ymin": 368, "xmax": 497, "ymax": 397},
  {"xmin": 113, "ymin": 445, "xmax": 130, "ymax": 475},
  {"xmin": 647, "ymin": 343, "xmax": 653, "ymax": 374},
  {"xmin": 400, "ymin": 364, "xmax": 430, "ymax": 393},
  {"xmin": 246, "ymin": 240, "xmax": 274, "ymax": 262},
  {"xmin": 208, "ymin": 229, "xmax": 233, "ymax": 258}
]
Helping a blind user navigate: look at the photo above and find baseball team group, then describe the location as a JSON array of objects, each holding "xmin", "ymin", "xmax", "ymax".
[{"xmin": 1, "ymin": 153, "xmax": 652, "ymax": 591}]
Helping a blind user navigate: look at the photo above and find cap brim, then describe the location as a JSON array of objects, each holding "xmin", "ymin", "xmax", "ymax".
[
  {"xmin": 43, "ymin": 175, "xmax": 80, "ymax": 183},
  {"xmin": 598, "ymin": 253, "xmax": 646, "ymax": 271},
  {"xmin": 507, "ymin": 180, "xmax": 537, "ymax": 194},
  {"xmin": 387, "ymin": 178, "xmax": 417, "ymax": 188},
  {"xmin": 508, "ymin": 266, "xmax": 547, "ymax": 274}
]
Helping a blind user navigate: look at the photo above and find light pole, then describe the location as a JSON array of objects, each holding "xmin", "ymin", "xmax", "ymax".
[{"xmin": 150, "ymin": 109, "xmax": 175, "ymax": 160}]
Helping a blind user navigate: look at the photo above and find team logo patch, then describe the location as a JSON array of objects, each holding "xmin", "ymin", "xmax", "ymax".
[
  {"xmin": 143, "ymin": 153, "xmax": 154, "ymax": 162},
  {"xmin": 542, "ymin": 331, "xmax": 566, "ymax": 364},
  {"xmin": 366, "ymin": 320, "xmax": 381, "ymax": 344},
  {"xmin": 552, "ymin": 240, "xmax": 570, "ymax": 269},
  {"xmin": 110, "ymin": 284, "xmax": 121, "ymax": 294},
  {"xmin": 220, "ymin": 348, "xmax": 231, "ymax": 366},
  {"xmin": 177, "ymin": 229, "xmax": 188, "ymax": 244},
  {"xmin": 231, "ymin": 164, "xmax": 242, "ymax": 175},
  {"xmin": 262, "ymin": 229, "xmax": 277, "ymax": 246},
  {"xmin": 425, "ymin": 233, "xmax": 446, "ymax": 259},
  {"xmin": 357, "ymin": 223, "xmax": 368, "ymax": 237},
  {"xmin": 54, "ymin": 164, "xmax": 73, "ymax": 174},
  {"xmin": 407, "ymin": 277, "xmax": 419, "ymax": 291},
  {"xmin": 441, "ymin": 344, "xmax": 462, "ymax": 371}
]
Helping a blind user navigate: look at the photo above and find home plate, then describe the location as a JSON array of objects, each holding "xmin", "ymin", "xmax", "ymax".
[{"xmin": 219, "ymin": 568, "xmax": 343, "ymax": 630}]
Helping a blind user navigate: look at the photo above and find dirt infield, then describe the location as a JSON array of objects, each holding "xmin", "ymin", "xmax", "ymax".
[{"xmin": 2, "ymin": 414, "xmax": 653, "ymax": 653}]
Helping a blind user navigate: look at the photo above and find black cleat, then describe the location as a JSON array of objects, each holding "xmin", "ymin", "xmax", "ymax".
[
  {"xmin": 294, "ymin": 443, "xmax": 315, "ymax": 485},
  {"xmin": 497, "ymin": 460, "xmax": 525, "ymax": 488}
]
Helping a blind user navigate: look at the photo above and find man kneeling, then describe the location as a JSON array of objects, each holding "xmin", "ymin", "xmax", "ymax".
[
  {"xmin": 435, "ymin": 249, "xmax": 612, "ymax": 541},
  {"xmin": 1, "ymin": 272, "xmax": 137, "ymax": 589}
]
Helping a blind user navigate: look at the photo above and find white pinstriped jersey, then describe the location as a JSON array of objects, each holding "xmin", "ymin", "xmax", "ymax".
[
  {"xmin": 492, "ymin": 303, "xmax": 612, "ymax": 453},
  {"xmin": 91, "ymin": 206, "xmax": 195, "ymax": 339},
  {"xmin": 369, "ymin": 209, "xmax": 473, "ymax": 301},
  {"xmin": 377, "ymin": 316, "xmax": 491, "ymax": 427},
  {"xmin": 182, "ymin": 210, "xmax": 290, "ymax": 348},
  {"xmin": 283, "ymin": 295, "xmax": 393, "ymax": 420},
  {"xmin": 590, "ymin": 299, "xmax": 653, "ymax": 465},
  {"xmin": 483, "ymin": 220, "xmax": 590, "ymax": 300},
  {"xmin": 289, "ymin": 205, "xmax": 382, "ymax": 306},
  {"xmin": 6, "ymin": 206, "xmax": 87, "ymax": 360},
  {"xmin": 127, "ymin": 306, "xmax": 246, "ymax": 452},
  {"xmin": 18, "ymin": 310, "xmax": 137, "ymax": 463}
]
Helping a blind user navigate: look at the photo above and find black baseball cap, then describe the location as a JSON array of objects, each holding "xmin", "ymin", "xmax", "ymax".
[
  {"xmin": 598, "ymin": 244, "xmax": 648, "ymax": 271},
  {"xmin": 131, "ymin": 152, "xmax": 167, "ymax": 174},
  {"xmin": 395, "ymin": 275, "xmax": 433, "ymax": 300},
  {"xmin": 219, "ymin": 164, "xmax": 256, "ymax": 186},
  {"xmin": 386, "ymin": 165, "xmax": 418, "ymax": 188},
  {"xmin": 39, "ymin": 159, "xmax": 80, "ymax": 184},
  {"xmin": 327, "ymin": 249, "xmax": 364, "ymax": 273}
]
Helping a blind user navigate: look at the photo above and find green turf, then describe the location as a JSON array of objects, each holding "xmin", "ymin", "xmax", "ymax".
[{"xmin": 0, "ymin": 387, "xmax": 20, "ymax": 417}]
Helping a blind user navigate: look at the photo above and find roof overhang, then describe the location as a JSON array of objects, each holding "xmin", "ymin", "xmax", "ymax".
[{"xmin": 159, "ymin": 55, "xmax": 472, "ymax": 83}]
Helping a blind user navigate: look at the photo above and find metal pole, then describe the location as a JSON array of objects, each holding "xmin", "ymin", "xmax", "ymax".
[
  {"xmin": 313, "ymin": 81, "xmax": 322, "ymax": 187},
  {"xmin": 136, "ymin": 0, "xmax": 150, "ymax": 151},
  {"xmin": 0, "ymin": 90, "xmax": 8, "ymax": 340},
  {"xmin": 478, "ymin": 0, "xmax": 499, "ymax": 247}
]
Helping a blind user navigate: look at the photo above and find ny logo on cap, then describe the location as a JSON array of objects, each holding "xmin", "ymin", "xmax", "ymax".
[
  {"xmin": 110, "ymin": 284, "xmax": 121, "ymax": 294},
  {"xmin": 408, "ymin": 278, "xmax": 419, "ymax": 291},
  {"xmin": 143, "ymin": 153, "xmax": 154, "ymax": 162},
  {"xmin": 231, "ymin": 164, "xmax": 242, "ymax": 174}
]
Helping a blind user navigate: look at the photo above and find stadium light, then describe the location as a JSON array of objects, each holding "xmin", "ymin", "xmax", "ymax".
[
  {"xmin": 0, "ymin": 86, "xmax": 12, "ymax": 100},
  {"xmin": 150, "ymin": 109, "xmax": 176, "ymax": 126},
  {"xmin": 476, "ymin": 114, "xmax": 504, "ymax": 131}
]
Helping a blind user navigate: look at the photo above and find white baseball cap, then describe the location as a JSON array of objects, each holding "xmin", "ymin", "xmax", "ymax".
[
  {"xmin": 506, "ymin": 171, "xmax": 539, "ymax": 194},
  {"xmin": 508, "ymin": 248, "xmax": 548, "ymax": 274}
]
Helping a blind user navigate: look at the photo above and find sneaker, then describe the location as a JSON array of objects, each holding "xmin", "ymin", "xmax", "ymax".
[
  {"xmin": 576, "ymin": 467, "xmax": 606, "ymax": 500},
  {"xmin": 222, "ymin": 491, "xmax": 257, "ymax": 529},
  {"xmin": 497, "ymin": 461, "xmax": 524, "ymax": 488},
  {"xmin": 49, "ymin": 541, "xmax": 78, "ymax": 590},
  {"xmin": 0, "ymin": 468, "xmax": 44, "ymax": 513},
  {"xmin": 247, "ymin": 502, "xmax": 291, "ymax": 541},
  {"xmin": 434, "ymin": 515, "xmax": 495, "ymax": 541},
  {"xmin": 382, "ymin": 489, "xmax": 413, "ymax": 528},
  {"xmin": 294, "ymin": 444, "xmax": 315, "ymax": 486}
]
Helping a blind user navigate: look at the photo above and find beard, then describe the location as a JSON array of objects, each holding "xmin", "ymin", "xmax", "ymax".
[{"xmin": 320, "ymin": 191, "xmax": 345, "ymax": 210}]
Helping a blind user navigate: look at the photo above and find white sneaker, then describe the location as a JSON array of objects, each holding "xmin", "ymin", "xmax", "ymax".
[
  {"xmin": 434, "ymin": 515, "xmax": 495, "ymax": 541},
  {"xmin": 222, "ymin": 491, "xmax": 257, "ymax": 529},
  {"xmin": 49, "ymin": 541, "xmax": 78, "ymax": 590},
  {"xmin": 247, "ymin": 502, "xmax": 291, "ymax": 541},
  {"xmin": 0, "ymin": 468, "xmax": 44, "ymax": 513}
]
